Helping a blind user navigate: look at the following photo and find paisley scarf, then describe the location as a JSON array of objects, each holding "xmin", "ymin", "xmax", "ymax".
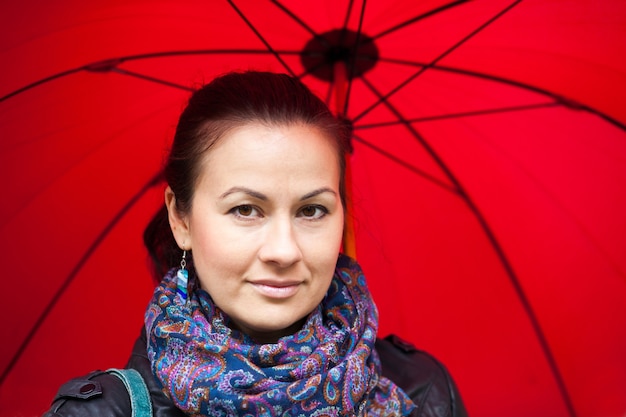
[{"xmin": 145, "ymin": 254, "xmax": 415, "ymax": 416}]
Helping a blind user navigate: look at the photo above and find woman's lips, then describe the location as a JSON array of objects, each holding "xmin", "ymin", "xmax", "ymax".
[{"xmin": 249, "ymin": 280, "xmax": 301, "ymax": 299}]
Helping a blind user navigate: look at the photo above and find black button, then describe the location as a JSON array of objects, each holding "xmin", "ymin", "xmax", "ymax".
[{"xmin": 79, "ymin": 383, "xmax": 96, "ymax": 395}]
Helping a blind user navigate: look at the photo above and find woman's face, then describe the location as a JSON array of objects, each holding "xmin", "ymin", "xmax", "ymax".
[{"xmin": 167, "ymin": 123, "xmax": 344, "ymax": 343}]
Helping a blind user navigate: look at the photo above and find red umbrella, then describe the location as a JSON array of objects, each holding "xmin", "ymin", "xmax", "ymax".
[{"xmin": 1, "ymin": 1, "xmax": 625, "ymax": 416}]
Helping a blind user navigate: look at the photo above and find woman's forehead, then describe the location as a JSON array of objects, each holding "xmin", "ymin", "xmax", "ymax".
[
  {"xmin": 203, "ymin": 122, "xmax": 337, "ymax": 160},
  {"xmin": 196, "ymin": 123, "xmax": 341, "ymax": 189}
]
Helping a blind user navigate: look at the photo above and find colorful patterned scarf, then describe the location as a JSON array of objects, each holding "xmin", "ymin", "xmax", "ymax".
[{"xmin": 145, "ymin": 254, "xmax": 415, "ymax": 416}]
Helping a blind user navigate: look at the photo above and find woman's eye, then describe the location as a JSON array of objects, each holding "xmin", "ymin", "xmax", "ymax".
[
  {"xmin": 231, "ymin": 205, "xmax": 259, "ymax": 218},
  {"xmin": 299, "ymin": 205, "xmax": 327, "ymax": 219}
]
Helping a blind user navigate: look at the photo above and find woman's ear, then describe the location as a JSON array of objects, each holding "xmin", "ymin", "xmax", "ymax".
[{"xmin": 165, "ymin": 186, "xmax": 190, "ymax": 249}]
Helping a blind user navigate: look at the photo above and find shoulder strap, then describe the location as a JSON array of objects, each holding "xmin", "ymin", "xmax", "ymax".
[{"xmin": 108, "ymin": 368, "xmax": 153, "ymax": 417}]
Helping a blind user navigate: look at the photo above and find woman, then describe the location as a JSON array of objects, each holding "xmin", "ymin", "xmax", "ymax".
[{"xmin": 45, "ymin": 71, "xmax": 466, "ymax": 416}]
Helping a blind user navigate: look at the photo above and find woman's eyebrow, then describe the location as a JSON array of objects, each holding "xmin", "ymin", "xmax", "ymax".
[
  {"xmin": 220, "ymin": 186, "xmax": 336, "ymax": 201},
  {"xmin": 220, "ymin": 187, "xmax": 267, "ymax": 200},
  {"xmin": 300, "ymin": 187, "xmax": 337, "ymax": 201}
]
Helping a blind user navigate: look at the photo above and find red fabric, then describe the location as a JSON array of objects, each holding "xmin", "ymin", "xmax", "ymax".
[{"xmin": 1, "ymin": 1, "xmax": 625, "ymax": 416}]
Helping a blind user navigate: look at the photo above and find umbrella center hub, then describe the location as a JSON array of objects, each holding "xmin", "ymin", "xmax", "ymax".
[{"xmin": 301, "ymin": 29, "xmax": 378, "ymax": 81}]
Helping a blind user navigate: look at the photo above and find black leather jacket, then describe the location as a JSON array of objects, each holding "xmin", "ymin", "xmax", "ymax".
[{"xmin": 44, "ymin": 332, "xmax": 467, "ymax": 417}]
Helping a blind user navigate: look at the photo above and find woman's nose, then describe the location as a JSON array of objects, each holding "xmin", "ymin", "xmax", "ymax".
[{"xmin": 258, "ymin": 217, "xmax": 303, "ymax": 267}]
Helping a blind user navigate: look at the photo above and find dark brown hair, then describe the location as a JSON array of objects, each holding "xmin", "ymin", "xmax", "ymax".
[{"xmin": 143, "ymin": 71, "xmax": 350, "ymax": 279}]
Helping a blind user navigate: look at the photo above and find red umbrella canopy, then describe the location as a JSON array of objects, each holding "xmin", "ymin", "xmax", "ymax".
[{"xmin": 1, "ymin": 1, "xmax": 625, "ymax": 416}]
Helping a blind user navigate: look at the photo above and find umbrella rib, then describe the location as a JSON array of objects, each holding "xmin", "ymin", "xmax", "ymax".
[
  {"xmin": 342, "ymin": 0, "xmax": 356, "ymax": 29},
  {"xmin": 226, "ymin": 0, "xmax": 297, "ymax": 77},
  {"xmin": 359, "ymin": 99, "xmax": 626, "ymax": 283},
  {"xmin": 270, "ymin": 0, "xmax": 319, "ymax": 39},
  {"xmin": 481, "ymin": 136, "xmax": 626, "ymax": 282},
  {"xmin": 1, "ymin": 49, "xmax": 302, "ymax": 101},
  {"xmin": 269, "ymin": 0, "xmax": 355, "ymax": 53},
  {"xmin": 372, "ymin": 56, "xmax": 626, "ymax": 132},
  {"xmin": 101, "ymin": 48, "xmax": 299, "ymax": 61},
  {"xmin": 109, "ymin": 68, "xmax": 195, "ymax": 91},
  {"xmin": 342, "ymin": 0, "xmax": 368, "ymax": 116},
  {"xmin": 356, "ymin": 102, "xmax": 561, "ymax": 128},
  {"xmin": 271, "ymin": 0, "xmax": 354, "ymax": 53},
  {"xmin": 0, "ymin": 173, "xmax": 163, "ymax": 389},
  {"xmin": 352, "ymin": 133, "xmax": 459, "ymax": 194},
  {"xmin": 433, "ymin": 62, "xmax": 626, "ymax": 132},
  {"xmin": 0, "ymin": 67, "xmax": 82, "ymax": 102},
  {"xmin": 352, "ymin": 0, "xmax": 523, "ymax": 124},
  {"xmin": 359, "ymin": 74, "xmax": 578, "ymax": 417},
  {"xmin": 370, "ymin": 0, "xmax": 470, "ymax": 42}
]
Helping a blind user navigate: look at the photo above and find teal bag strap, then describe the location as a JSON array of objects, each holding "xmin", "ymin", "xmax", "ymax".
[{"xmin": 108, "ymin": 368, "xmax": 153, "ymax": 417}]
